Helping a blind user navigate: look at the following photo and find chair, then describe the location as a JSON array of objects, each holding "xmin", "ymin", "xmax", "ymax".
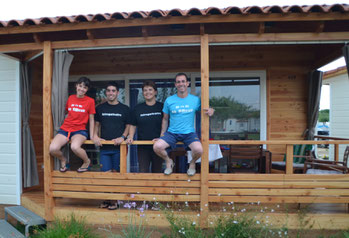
[
  {"xmin": 271, "ymin": 144, "xmax": 313, "ymax": 173},
  {"xmin": 227, "ymin": 145, "xmax": 264, "ymax": 173},
  {"xmin": 304, "ymin": 146, "xmax": 349, "ymax": 174}
]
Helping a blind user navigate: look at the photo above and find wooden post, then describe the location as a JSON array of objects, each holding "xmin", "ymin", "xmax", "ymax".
[
  {"xmin": 120, "ymin": 143, "xmax": 127, "ymax": 173},
  {"xmin": 43, "ymin": 41, "xmax": 54, "ymax": 221},
  {"xmin": 286, "ymin": 144, "xmax": 294, "ymax": 174},
  {"xmin": 200, "ymin": 34, "xmax": 209, "ymax": 228},
  {"xmin": 334, "ymin": 144, "xmax": 339, "ymax": 162}
]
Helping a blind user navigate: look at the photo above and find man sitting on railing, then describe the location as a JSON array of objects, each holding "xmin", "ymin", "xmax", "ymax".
[
  {"xmin": 153, "ymin": 73, "xmax": 214, "ymax": 176},
  {"xmin": 93, "ymin": 81, "xmax": 130, "ymax": 210}
]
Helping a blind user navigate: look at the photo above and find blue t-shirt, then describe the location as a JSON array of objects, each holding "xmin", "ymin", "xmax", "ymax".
[{"xmin": 163, "ymin": 94, "xmax": 201, "ymax": 134}]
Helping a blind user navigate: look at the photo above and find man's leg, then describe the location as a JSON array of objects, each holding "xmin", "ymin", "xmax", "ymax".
[
  {"xmin": 153, "ymin": 138, "xmax": 174, "ymax": 174},
  {"xmin": 110, "ymin": 149, "xmax": 120, "ymax": 172},
  {"xmin": 100, "ymin": 150, "xmax": 112, "ymax": 172},
  {"xmin": 187, "ymin": 141, "xmax": 203, "ymax": 176}
]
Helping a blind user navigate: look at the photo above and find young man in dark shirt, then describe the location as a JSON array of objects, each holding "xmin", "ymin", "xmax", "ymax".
[{"xmin": 93, "ymin": 81, "xmax": 130, "ymax": 209}]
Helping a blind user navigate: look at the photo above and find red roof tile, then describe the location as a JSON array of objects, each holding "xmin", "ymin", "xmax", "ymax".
[{"xmin": 0, "ymin": 4, "xmax": 348, "ymax": 28}]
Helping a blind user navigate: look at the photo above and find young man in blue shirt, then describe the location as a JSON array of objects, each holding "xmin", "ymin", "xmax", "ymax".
[{"xmin": 153, "ymin": 73, "xmax": 214, "ymax": 176}]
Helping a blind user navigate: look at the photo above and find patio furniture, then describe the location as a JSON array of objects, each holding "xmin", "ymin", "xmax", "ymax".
[
  {"xmin": 227, "ymin": 145, "xmax": 264, "ymax": 173},
  {"xmin": 271, "ymin": 144, "xmax": 313, "ymax": 173},
  {"xmin": 304, "ymin": 146, "xmax": 349, "ymax": 174}
]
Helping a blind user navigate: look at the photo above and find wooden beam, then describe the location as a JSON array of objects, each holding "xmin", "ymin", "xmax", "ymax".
[
  {"xmin": 86, "ymin": 30, "xmax": 95, "ymax": 41},
  {"xmin": 1, "ymin": 13, "xmax": 349, "ymax": 35},
  {"xmin": 120, "ymin": 143, "xmax": 127, "ymax": 173},
  {"xmin": 1, "ymin": 31, "xmax": 348, "ymax": 53},
  {"xmin": 316, "ymin": 21, "xmax": 325, "ymax": 33},
  {"xmin": 200, "ymin": 24, "xmax": 205, "ymax": 35},
  {"xmin": 0, "ymin": 42, "xmax": 42, "ymax": 53},
  {"xmin": 33, "ymin": 33, "xmax": 42, "ymax": 44},
  {"xmin": 209, "ymin": 32, "xmax": 349, "ymax": 43},
  {"xmin": 286, "ymin": 144, "xmax": 294, "ymax": 174},
  {"xmin": 141, "ymin": 26, "xmax": 148, "ymax": 37},
  {"xmin": 43, "ymin": 41, "xmax": 54, "ymax": 221},
  {"xmin": 200, "ymin": 34, "xmax": 209, "ymax": 228},
  {"xmin": 335, "ymin": 144, "xmax": 339, "ymax": 162},
  {"xmin": 258, "ymin": 22, "xmax": 265, "ymax": 34},
  {"xmin": 51, "ymin": 35, "xmax": 201, "ymax": 49}
]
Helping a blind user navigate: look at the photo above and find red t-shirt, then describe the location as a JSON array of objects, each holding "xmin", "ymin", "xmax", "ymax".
[{"xmin": 60, "ymin": 95, "xmax": 96, "ymax": 132}]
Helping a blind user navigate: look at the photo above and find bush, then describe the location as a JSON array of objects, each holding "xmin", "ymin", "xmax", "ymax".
[{"xmin": 32, "ymin": 214, "xmax": 100, "ymax": 238}]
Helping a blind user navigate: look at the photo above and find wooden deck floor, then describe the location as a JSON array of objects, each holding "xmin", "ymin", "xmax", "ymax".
[{"xmin": 21, "ymin": 190, "xmax": 349, "ymax": 230}]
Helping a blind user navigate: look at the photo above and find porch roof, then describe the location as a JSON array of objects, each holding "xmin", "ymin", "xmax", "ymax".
[{"xmin": 1, "ymin": 4, "xmax": 348, "ymax": 28}]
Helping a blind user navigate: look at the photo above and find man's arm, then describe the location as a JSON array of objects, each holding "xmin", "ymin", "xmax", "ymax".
[
  {"xmin": 126, "ymin": 125, "xmax": 136, "ymax": 144},
  {"xmin": 113, "ymin": 124, "xmax": 130, "ymax": 145},
  {"xmin": 160, "ymin": 113, "xmax": 169, "ymax": 137}
]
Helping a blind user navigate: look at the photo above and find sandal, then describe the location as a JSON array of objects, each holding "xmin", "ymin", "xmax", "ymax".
[
  {"xmin": 59, "ymin": 165, "xmax": 69, "ymax": 173},
  {"xmin": 164, "ymin": 159, "xmax": 175, "ymax": 175},
  {"xmin": 59, "ymin": 160, "xmax": 69, "ymax": 172},
  {"xmin": 77, "ymin": 159, "xmax": 91, "ymax": 173},
  {"xmin": 77, "ymin": 166, "xmax": 90, "ymax": 173},
  {"xmin": 100, "ymin": 200, "xmax": 111, "ymax": 208},
  {"xmin": 108, "ymin": 203, "xmax": 119, "ymax": 210}
]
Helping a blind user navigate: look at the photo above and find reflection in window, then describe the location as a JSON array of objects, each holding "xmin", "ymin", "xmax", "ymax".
[{"xmin": 196, "ymin": 77, "xmax": 260, "ymax": 140}]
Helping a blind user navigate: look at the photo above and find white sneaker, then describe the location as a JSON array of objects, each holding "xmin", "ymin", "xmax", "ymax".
[{"xmin": 187, "ymin": 168, "xmax": 196, "ymax": 176}]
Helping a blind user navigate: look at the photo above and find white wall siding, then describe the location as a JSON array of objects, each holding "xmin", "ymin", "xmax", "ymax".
[
  {"xmin": 327, "ymin": 73, "xmax": 349, "ymax": 161},
  {"xmin": 0, "ymin": 54, "xmax": 21, "ymax": 205}
]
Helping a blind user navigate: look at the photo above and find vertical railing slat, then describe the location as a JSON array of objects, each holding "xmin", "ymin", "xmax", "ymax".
[
  {"xmin": 200, "ymin": 34, "xmax": 209, "ymax": 228},
  {"xmin": 286, "ymin": 144, "xmax": 294, "ymax": 174},
  {"xmin": 43, "ymin": 41, "xmax": 54, "ymax": 221}
]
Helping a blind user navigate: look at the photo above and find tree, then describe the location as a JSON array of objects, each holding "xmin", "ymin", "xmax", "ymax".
[{"xmin": 318, "ymin": 109, "xmax": 329, "ymax": 122}]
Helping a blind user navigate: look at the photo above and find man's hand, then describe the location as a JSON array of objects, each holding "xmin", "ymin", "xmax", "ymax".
[
  {"xmin": 92, "ymin": 135, "xmax": 104, "ymax": 147},
  {"xmin": 126, "ymin": 138, "xmax": 133, "ymax": 145},
  {"xmin": 113, "ymin": 137, "xmax": 124, "ymax": 145},
  {"xmin": 204, "ymin": 108, "xmax": 215, "ymax": 117}
]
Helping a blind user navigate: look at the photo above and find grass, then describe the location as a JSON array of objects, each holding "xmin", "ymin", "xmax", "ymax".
[{"xmin": 31, "ymin": 214, "xmax": 100, "ymax": 238}]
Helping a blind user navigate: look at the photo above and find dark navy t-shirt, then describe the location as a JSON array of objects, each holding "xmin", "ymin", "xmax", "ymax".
[
  {"xmin": 130, "ymin": 102, "xmax": 163, "ymax": 140},
  {"xmin": 95, "ymin": 102, "xmax": 130, "ymax": 149}
]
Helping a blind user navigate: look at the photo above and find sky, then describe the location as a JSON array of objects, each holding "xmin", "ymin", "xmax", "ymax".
[{"xmin": 1, "ymin": 0, "xmax": 347, "ymax": 109}]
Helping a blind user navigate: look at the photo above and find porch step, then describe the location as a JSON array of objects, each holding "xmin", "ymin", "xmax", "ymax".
[
  {"xmin": 0, "ymin": 219, "xmax": 25, "ymax": 238},
  {"xmin": 4, "ymin": 206, "xmax": 46, "ymax": 237}
]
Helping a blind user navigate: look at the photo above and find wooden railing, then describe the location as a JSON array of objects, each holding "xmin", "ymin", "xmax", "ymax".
[{"xmin": 46, "ymin": 139, "xmax": 349, "ymax": 226}]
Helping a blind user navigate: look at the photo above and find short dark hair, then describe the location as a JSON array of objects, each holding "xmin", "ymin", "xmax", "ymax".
[
  {"xmin": 106, "ymin": 81, "xmax": 119, "ymax": 91},
  {"xmin": 175, "ymin": 73, "xmax": 189, "ymax": 82},
  {"xmin": 76, "ymin": 77, "xmax": 91, "ymax": 89},
  {"xmin": 142, "ymin": 80, "xmax": 157, "ymax": 91}
]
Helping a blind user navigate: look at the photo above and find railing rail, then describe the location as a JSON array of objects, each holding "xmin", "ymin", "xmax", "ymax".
[{"xmin": 46, "ymin": 139, "xmax": 349, "ymax": 226}]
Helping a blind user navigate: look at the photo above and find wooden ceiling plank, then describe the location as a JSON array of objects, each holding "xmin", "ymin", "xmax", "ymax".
[{"xmin": 1, "ymin": 13, "xmax": 349, "ymax": 35}]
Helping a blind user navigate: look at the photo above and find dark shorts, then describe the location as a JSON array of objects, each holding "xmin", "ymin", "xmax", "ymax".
[
  {"xmin": 160, "ymin": 131, "xmax": 200, "ymax": 150},
  {"xmin": 100, "ymin": 149, "xmax": 120, "ymax": 172},
  {"xmin": 58, "ymin": 129, "xmax": 88, "ymax": 139}
]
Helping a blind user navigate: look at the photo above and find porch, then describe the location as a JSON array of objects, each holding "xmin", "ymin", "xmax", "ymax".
[{"xmin": 35, "ymin": 139, "xmax": 349, "ymax": 229}]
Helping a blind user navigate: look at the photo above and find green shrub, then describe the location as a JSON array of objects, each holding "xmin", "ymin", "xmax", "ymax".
[{"xmin": 32, "ymin": 214, "xmax": 100, "ymax": 238}]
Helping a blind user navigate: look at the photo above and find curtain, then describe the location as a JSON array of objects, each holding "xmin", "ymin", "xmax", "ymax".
[
  {"xmin": 305, "ymin": 70, "xmax": 323, "ymax": 140},
  {"xmin": 343, "ymin": 45, "xmax": 349, "ymax": 78},
  {"xmin": 21, "ymin": 62, "xmax": 39, "ymax": 187},
  {"xmin": 129, "ymin": 89, "xmax": 139, "ymax": 172},
  {"xmin": 51, "ymin": 51, "xmax": 74, "ymax": 169}
]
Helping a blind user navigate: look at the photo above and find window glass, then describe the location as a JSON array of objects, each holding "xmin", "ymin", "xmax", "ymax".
[{"xmin": 196, "ymin": 77, "xmax": 260, "ymax": 140}]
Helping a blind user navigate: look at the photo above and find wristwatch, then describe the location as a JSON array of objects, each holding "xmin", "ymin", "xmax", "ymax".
[{"xmin": 121, "ymin": 135, "xmax": 127, "ymax": 140}]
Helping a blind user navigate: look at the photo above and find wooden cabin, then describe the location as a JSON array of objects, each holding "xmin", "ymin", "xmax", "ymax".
[{"xmin": 1, "ymin": 4, "xmax": 349, "ymax": 229}]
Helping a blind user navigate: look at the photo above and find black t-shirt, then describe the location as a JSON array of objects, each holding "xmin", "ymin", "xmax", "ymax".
[
  {"xmin": 95, "ymin": 102, "xmax": 131, "ymax": 149},
  {"xmin": 130, "ymin": 101, "xmax": 163, "ymax": 140}
]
